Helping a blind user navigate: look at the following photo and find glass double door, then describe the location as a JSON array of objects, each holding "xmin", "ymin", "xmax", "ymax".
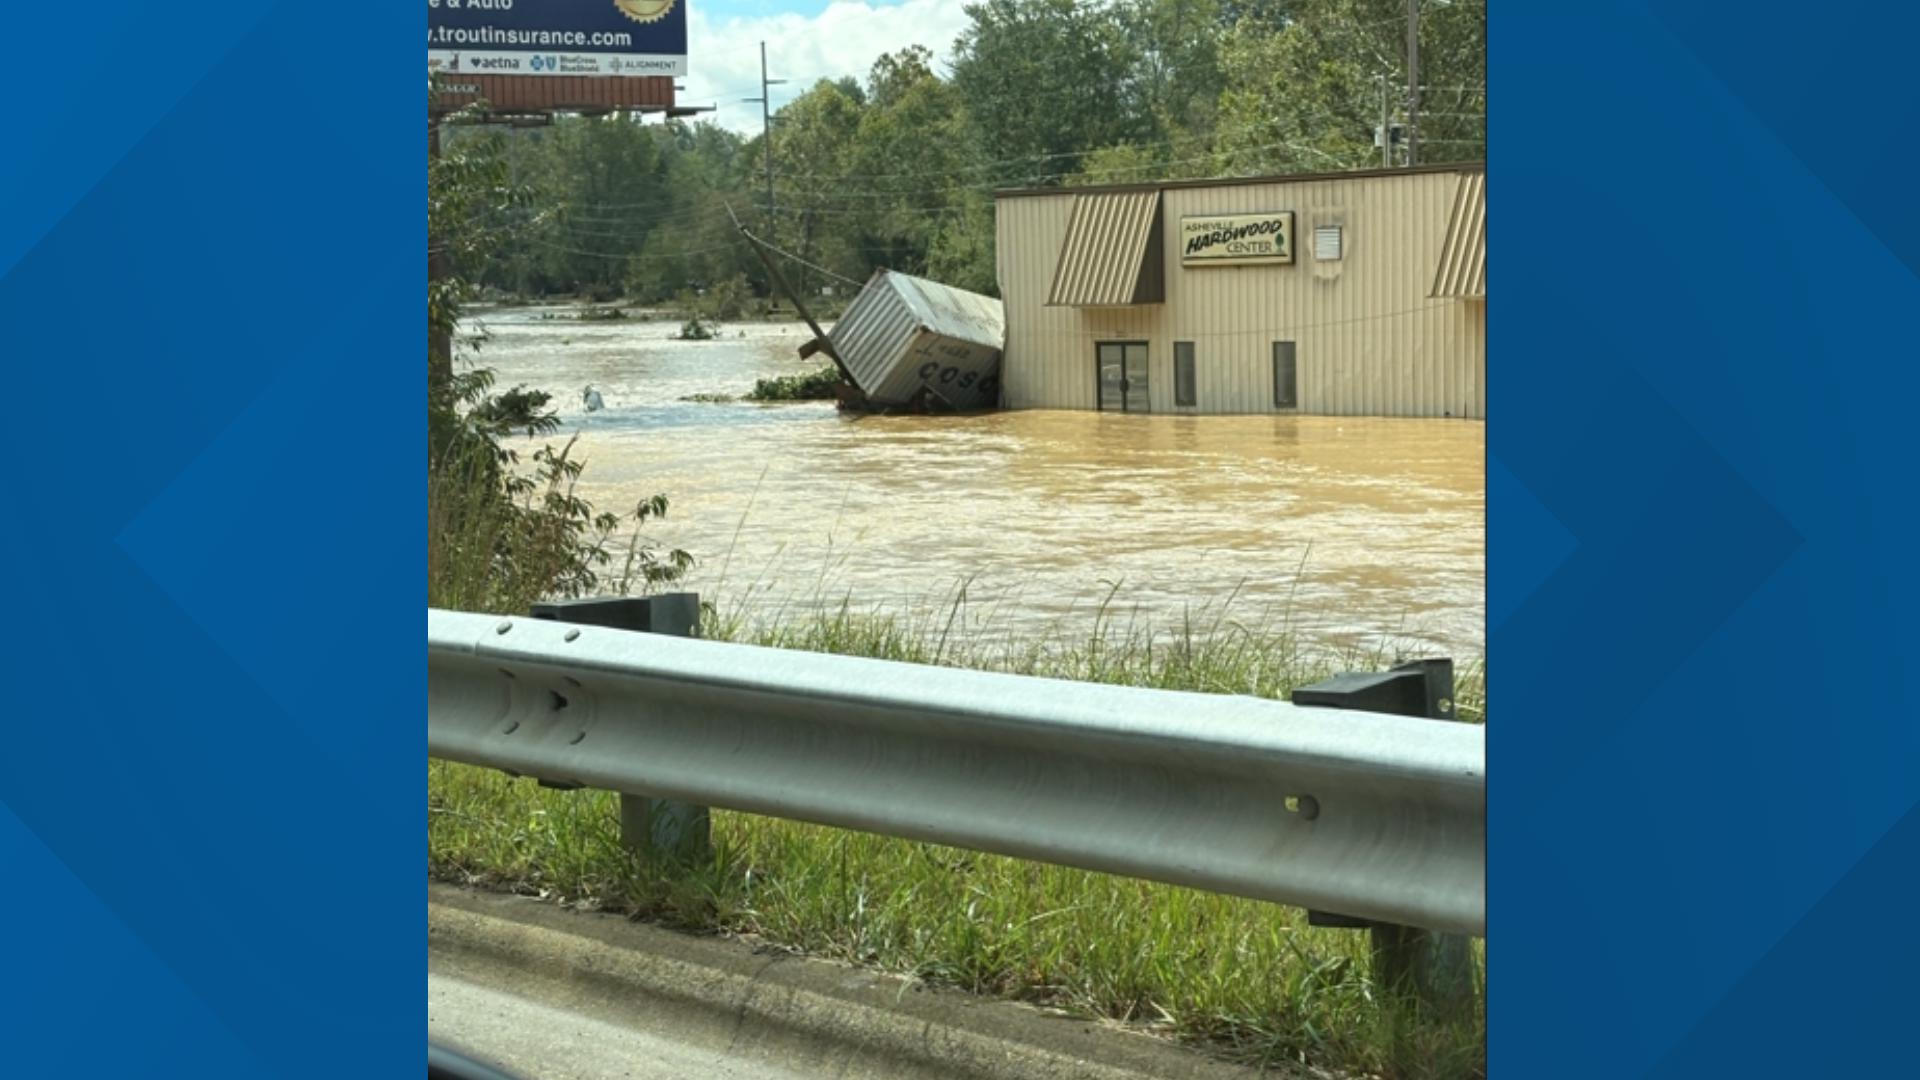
[{"xmin": 1096, "ymin": 342, "xmax": 1150, "ymax": 413}]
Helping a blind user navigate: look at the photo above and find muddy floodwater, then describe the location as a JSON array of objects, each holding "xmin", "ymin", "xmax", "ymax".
[{"xmin": 466, "ymin": 305, "xmax": 1485, "ymax": 660}]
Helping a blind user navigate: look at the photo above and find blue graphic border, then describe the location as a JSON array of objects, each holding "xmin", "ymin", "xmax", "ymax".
[
  {"xmin": 1496, "ymin": 3, "xmax": 1920, "ymax": 1076},
  {"xmin": 2, "ymin": 2, "xmax": 1915, "ymax": 1076},
  {"xmin": 1, "ymin": 3, "xmax": 415, "ymax": 1075}
]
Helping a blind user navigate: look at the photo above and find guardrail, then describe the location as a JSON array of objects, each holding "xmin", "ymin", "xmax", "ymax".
[{"xmin": 427, "ymin": 605, "xmax": 1485, "ymax": 940}]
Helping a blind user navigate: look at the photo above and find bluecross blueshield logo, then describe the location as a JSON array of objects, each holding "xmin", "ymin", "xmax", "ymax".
[{"xmin": 530, "ymin": 55, "xmax": 545, "ymax": 71}]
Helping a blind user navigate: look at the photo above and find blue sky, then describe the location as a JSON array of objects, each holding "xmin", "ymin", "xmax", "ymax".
[{"xmin": 679, "ymin": 1, "xmax": 971, "ymax": 133}]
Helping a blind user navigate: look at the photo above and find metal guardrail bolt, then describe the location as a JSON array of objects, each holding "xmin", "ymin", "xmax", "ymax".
[
  {"xmin": 495, "ymin": 621, "xmax": 512, "ymax": 635},
  {"xmin": 529, "ymin": 595, "xmax": 712, "ymax": 869},
  {"xmin": 1293, "ymin": 658, "xmax": 1476, "ymax": 1022}
]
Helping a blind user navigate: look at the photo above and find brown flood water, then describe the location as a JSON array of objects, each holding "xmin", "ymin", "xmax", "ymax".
[{"xmin": 469, "ymin": 306, "xmax": 1485, "ymax": 660}]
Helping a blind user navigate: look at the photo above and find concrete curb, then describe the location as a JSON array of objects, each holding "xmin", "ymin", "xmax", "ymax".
[{"xmin": 429, "ymin": 883, "xmax": 1304, "ymax": 1080}]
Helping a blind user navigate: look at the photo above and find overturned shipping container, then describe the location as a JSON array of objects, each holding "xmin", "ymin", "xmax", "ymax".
[{"xmin": 828, "ymin": 270, "xmax": 1005, "ymax": 410}]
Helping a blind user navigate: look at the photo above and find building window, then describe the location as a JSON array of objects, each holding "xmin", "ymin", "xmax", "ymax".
[
  {"xmin": 1272, "ymin": 341, "xmax": 1298, "ymax": 409},
  {"xmin": 1313, "ymin": 225, "xmax": 1343, "ymax": 261},
  {"xmin": 1174, "ymin": 341, "xmax": 1196, "ymax": 406}
]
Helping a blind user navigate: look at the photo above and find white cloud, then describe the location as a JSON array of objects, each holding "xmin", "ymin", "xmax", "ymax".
[{"xmin": 675, "ymin": 1, "xmax": 972, "ymax": 134}]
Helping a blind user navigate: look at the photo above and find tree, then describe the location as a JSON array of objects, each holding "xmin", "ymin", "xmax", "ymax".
[
  {"xmin": 428, "ymin": 91, "xmax": 691, "ymax": 610},
  {"xmin": 1117, "ymin": 0, "xmax": 1229, "ymax": 145},
  {"xmin": 766, "ymin": 79, "xmax": 867, "ymax": 293},
  {"xmin": 840, "ymin": 50, "xmax": 983, "ymax": 279},
  {"xmin": 624, "ymin": 120, "xmax": 759, "ymax": 301},
  {"xmin": 1214, "ymin": 0, "xmax": 1484, "ymax": 174},
  {"xmin": 534, "ymin": 115, "xmax": 669, "ymax": 298},
  {"xmin": 950, "ymin": 0, "xmax": 1148, "ymax": 184},
  {"xmin": 439, "ymin": 2, "xmax": 1482, "ymax": 308}
]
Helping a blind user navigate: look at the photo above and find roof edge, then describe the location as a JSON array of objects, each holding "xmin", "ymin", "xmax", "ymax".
[{"xmin": 995, "ymin": 161, "xmax": 1484, "ymax": 200}]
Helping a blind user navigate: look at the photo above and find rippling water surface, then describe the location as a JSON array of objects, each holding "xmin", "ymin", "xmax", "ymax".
[{"xmin": 467, "ymin": 305, "xmax": 1485, "ymax": 659}]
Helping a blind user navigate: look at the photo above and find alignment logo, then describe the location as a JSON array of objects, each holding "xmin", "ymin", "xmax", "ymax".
[{"xmin": 614, "ymin": 0, "xmax": 676, "ymax": 24}]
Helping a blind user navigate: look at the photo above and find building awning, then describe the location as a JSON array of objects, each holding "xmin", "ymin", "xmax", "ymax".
[
  {"xmin": 1430, "ymin": 171, "xmax": 1486, "ymax": 299},
  {"xmin": 1047, "ymin": 190, "xmax": 1165, "ymax": 306}
]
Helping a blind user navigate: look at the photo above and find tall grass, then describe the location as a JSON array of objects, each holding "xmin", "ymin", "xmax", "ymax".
[
  {"xmin": 429, "ymin": 593, "xmax": 1486, "ymax": 1079},
  {"xmin": 703, "ymin": 578, "xmax": 1484, "ymax": 724},
  {"xmin": 428, "ymin": 434, "xmax": 691, "ymax": 614}
]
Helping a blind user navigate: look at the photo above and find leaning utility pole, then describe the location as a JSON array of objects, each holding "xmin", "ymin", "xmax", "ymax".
[
  {"xmin": 726, "ymin": 203, "xmax": 853, "ymax": 387},
  {"xmin": 1406, "ymin": 0, "xmax": 1421, "ymax": 166}
]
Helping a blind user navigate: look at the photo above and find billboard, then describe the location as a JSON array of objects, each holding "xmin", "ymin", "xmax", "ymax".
[{"xmin": 428, "ymin": 0, "xmax": 688, "ymax": 79}]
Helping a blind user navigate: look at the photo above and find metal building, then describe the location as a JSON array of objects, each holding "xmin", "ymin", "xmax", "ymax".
[{"xmin": 993, "ymin": 163, "xmax": 1485, "ymax": 418}]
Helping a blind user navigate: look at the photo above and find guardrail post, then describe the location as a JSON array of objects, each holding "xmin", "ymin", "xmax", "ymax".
[
  {"xmin": 529, "ymin": 595, "xmax": 713, "ymax": 866},
  {"xmin": 1292, "ymin": 659, "xmax": 1477, "ymax": 1020}
]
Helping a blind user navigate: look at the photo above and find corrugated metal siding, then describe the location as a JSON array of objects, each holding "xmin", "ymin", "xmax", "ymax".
[
  {"xmin": 997, "ymin": 169, "xmax": 1484, "ymax": 418},
  {"xmin": 891, "ymin": 272, "xmax": 1005, "ymax": 346},
  {"xmin": 1047, "ymin": 191, "xmax": 1164, "ymax": 307},
  {"xmin": 832, "ymin": 272, "xmax": 921, "ymax": 392},
  {"xmin": 1430, "ymin": 171, "xmax": 1486, "ymax": 299},
  {"xmin": 829, "ymin": 270, "xmax": 1004, "ymax": 408}
]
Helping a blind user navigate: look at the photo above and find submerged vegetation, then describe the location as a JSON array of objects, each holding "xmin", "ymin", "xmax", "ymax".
[
  {"xmin": 674, "ymin": 315, "xmax": 717, "ymax": 341},
  {"xmin": 745, "ymin": 365, "xmax": 842, "ymax": 402}
]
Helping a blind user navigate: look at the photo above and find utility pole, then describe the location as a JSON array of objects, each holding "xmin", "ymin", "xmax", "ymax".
[
  {"xmin": 1379, "ymin": 74, "xmax": 1392, "ymax": 168},
  {"xmin": 742, "ymin": 42, "xmax": 787, "ymax": 306},
  {"xmin": 742, "ymin": 42, "xmax": 786, "ymax": 240},
  {"xmin": 1406, "ymin": 0, "xmax": 1420, "ymax": 166}
]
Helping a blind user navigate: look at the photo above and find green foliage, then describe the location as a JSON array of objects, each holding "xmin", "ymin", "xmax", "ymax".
[
  {"xmin": 467, "ymin": 383, "xmax": 555, "ymax": 433},
  {"xmin": 429, "ymin": 436, "xmax": 694, "ymax": 613},
  {"xmin": 951, "ymin": 0, "xmax": 1149, "ymax": 180},
  {"xmin": 746, "ymin": 366, "xmax": 842, "ymax": 402},
  {"xmin": 430, "ymin": 88, "xmax": 692, "ymax": 615},
  {"xmin": 698, "ymin": 272, "xmax": 754, "ymax": 320},
  {"xmin": 1216, "ymin": 0, "xmax": 1486, "ymax": 173},
  {"xmin": 675, "ymin": 315, "xmax": 717, "ymax": 341},
  {"xmin": 451, "ymin": 4, "xmax": 1481, "ymax": 308}
]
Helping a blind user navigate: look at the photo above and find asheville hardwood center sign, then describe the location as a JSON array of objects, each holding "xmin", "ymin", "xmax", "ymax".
[{"xmin": 1180, "ymin": 212, "xmax": 1295, "ymax": 266}]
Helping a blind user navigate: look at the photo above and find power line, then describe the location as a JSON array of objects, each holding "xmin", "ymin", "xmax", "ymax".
[
  {"xmin": 752, "ymin": 236, "xmax": 868, "ymax": 290},
  {"xmin": 766, "ymin": 139, "xmax": 1342, "ymax": 203},
  {"xmin": 767, "ymin": 114, "xmax": 1333, "ymax": 183},
  {"xmin": 518, "ymin": 235, "xmax": 750, "ymax": 262},
  {"xmin": 741, "ymin": 41, "xmax": 788, "ymax": 239},
  {"xmin": 460, "ymin": 104, "xmax": 1484, "ymax": 226}
]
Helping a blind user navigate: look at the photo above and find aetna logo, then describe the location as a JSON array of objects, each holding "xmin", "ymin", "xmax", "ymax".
[{"xmin": 470, "ymin": 57, "xmax": 519, "ymax": 70}]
